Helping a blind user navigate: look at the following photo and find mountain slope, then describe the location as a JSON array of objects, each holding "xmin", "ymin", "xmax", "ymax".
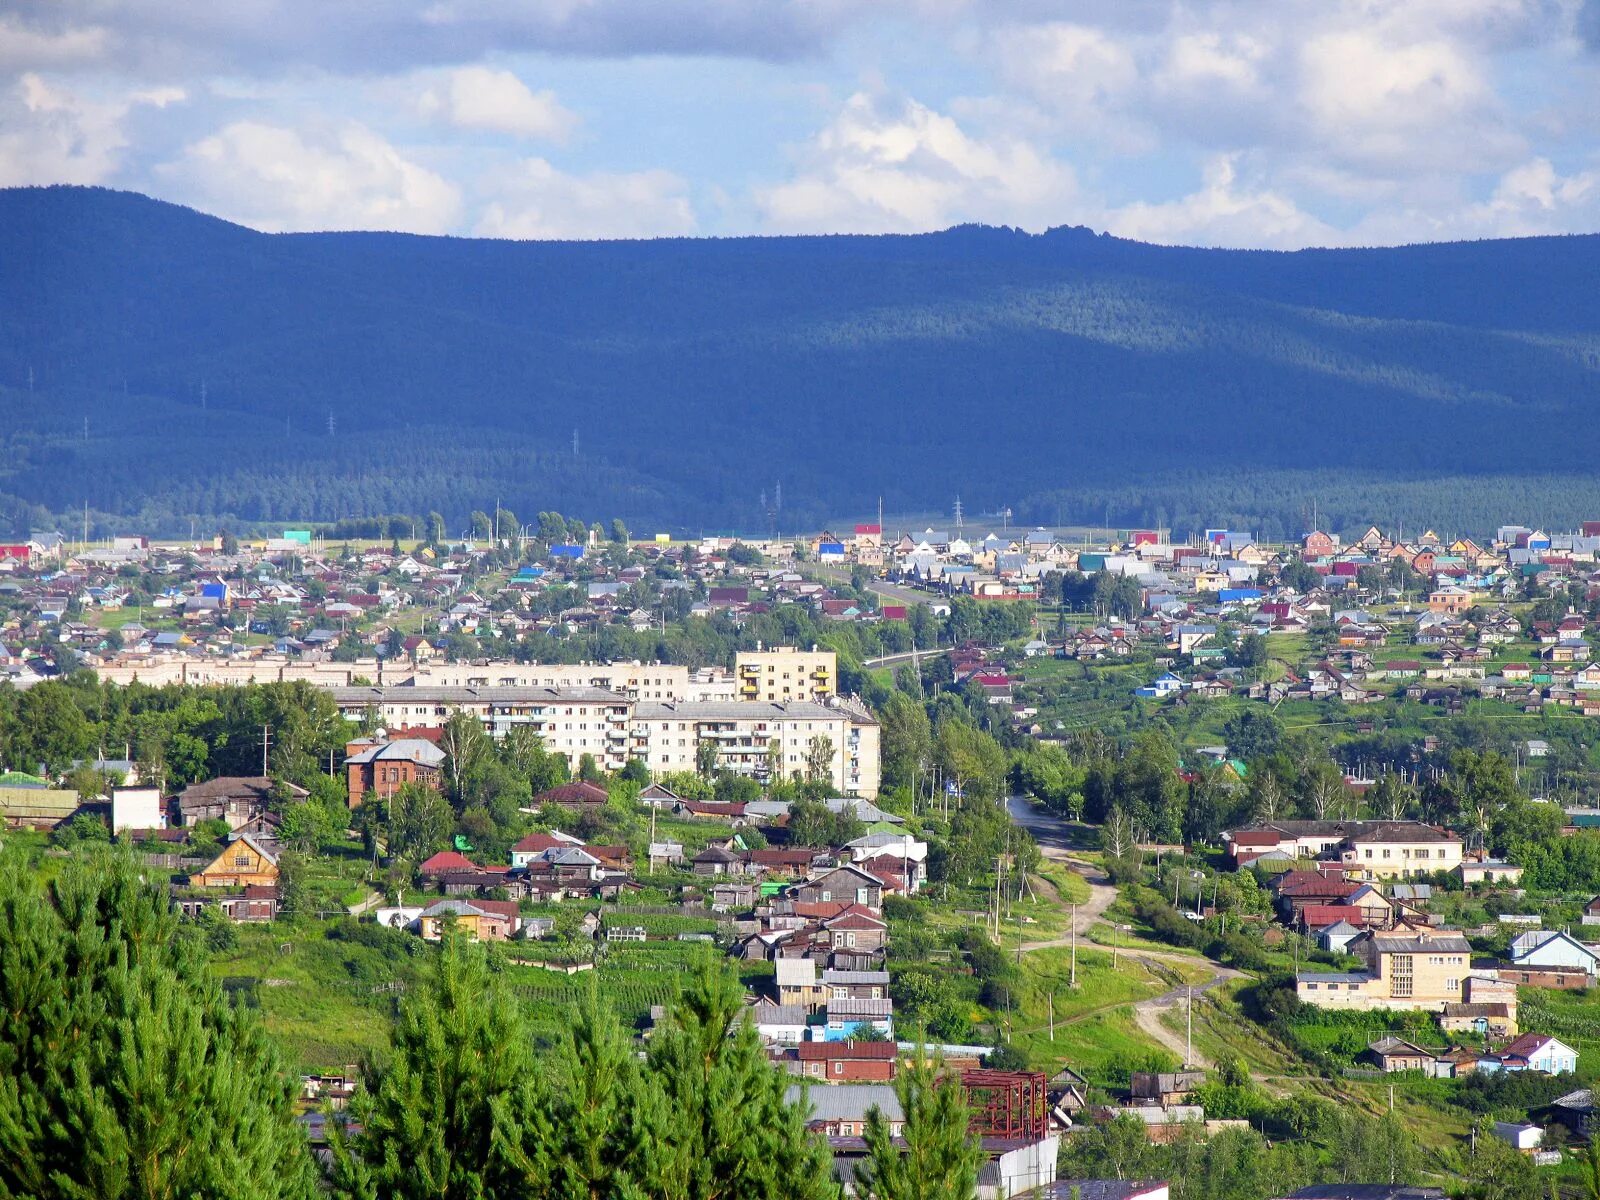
[{"xmin": 2, "ymin": 185, "xmax": 1598, "ymax": 535}]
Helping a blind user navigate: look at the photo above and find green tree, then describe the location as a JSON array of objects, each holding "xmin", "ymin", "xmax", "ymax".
[
  {"xmin": 0, "ymin": 852, "xmax": 316, "ymax": 1200},
  {"xmin": 858, "ymin": 1056, "xmax": 981, "ymax": 1200},
  {"xmin": 330, "ymin": 937, "xmax": 550, "ymax": 1200},
  {"xmin": 546, "ymin": 991, "xmax": 645, "ymax": 1200},
  {"xmin": 389, "ymin": 781, "xmax": 453, "ymax": 862},
  {"xmin": 879, "ymin": 692, "xmax": 932, "ymax": 794},
  {"xmin": 637, "ymin": 964, "xmax": 838, "ymax": 1200}
]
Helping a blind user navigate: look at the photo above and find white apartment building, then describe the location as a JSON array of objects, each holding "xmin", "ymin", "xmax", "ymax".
[
  {"xmin": 326, "ymin": 686, "xmax": 881, "ymax": 797},
  {"xmin": 96, "ymin": 655, "xmax": 734, "ymax": 700},
  {"xmin": 735, "ymin": 646, "xmax": 836, "ymax": 702}
]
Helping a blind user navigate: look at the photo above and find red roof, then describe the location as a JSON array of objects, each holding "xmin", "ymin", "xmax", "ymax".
[
  {"xmin": 821, "ymin": 906, "xmax": 887, "ymax": 930},
  {"xmin": 1228, "ymin": 830, "xmax": 1283, "ymax": 847},
  {"xmin": 1299, "ymin": 904, "xmax": 1374, "ymax": 928},
  {"xmin": 472, "ymin": 899, "xmax": 520, "ymax": 923},
  {"xmin": 796, "ymin": 1041, "xmax": 896, "ymax": 1060},
  {"xmin": 418, "ymin": 850, "xmax": 478, "ymax": 874}
]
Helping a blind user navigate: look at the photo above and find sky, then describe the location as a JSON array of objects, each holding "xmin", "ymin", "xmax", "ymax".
[{"xmin": 4, "ymin": 0, "xmax": 1600, "ymax": 247}]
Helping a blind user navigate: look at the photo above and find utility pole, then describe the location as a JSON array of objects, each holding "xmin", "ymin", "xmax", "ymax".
[
  {"xmin": 261, "ymin": 724, "xmax": 272, "ymax": 777},
  {"xmin": 1070, "ymin": 903, "xmax": 1077, "ymax": 987},
  {"xmin": 1185, "ymin": 986, "xmax": 1193, "ymax": 1068},
  {"xmin": 1048, "ymin": 992, "xmax": 1054, "ymax": 1042}
]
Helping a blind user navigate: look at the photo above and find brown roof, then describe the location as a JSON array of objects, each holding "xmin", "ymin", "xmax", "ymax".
[
  {"xmin": 796, "ymin": 1041, "xmax": 897, "ymax": 1061},
  {"xmin": 533, "ymin": 781, "xmax": 609, "ymax": 807}
]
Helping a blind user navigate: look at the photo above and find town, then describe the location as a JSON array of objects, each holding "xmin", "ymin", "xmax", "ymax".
[{"xmin": 6, "ymin": 512, "xmax": 1600, "ymax": 1200}]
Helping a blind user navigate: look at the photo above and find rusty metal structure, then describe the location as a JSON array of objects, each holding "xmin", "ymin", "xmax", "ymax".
[{"xmin": 959, "ymin": 1069, "xmax": 1049, "ymax": 1140}]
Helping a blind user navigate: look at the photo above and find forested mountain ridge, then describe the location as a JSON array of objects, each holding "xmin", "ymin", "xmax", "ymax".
[{"xmin": 3, "ymin": 185, "xmax": 1600, "ymax": 537}]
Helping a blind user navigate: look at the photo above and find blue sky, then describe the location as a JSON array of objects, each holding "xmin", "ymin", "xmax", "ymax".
[{"xmin": 4, "ymin": 0, "xmax": 1600, "ymax": 247}]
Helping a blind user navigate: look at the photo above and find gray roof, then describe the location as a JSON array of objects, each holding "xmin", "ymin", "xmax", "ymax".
[
  {"xmin": 344, "ymin": 738, "xmax": 446, "ymax": 766},
  {"xmin": 827, "ymin": 998, "xmax": 893, "ymax": 1018},
  {"xmin": 822, "ymin": 969, "xmax": 891, "ymax": 985},
  {"xmin": 329, "ymin": 685, "xmax": 624, "ymax": 704},
  {"xmin": 635, "ymin": 700, "xmax": 866, "ymax": 723},
  {"xmin": 752, "ymin": 1003, "xmax": 808, "ymax": 1026},
  {"xmin": 1297, "ymin": 972, "xmax": 1371, "ymax": 984},
  {"xmin": 786, "ymin": 1083, "xmax": 902, "ymax": 1123}
]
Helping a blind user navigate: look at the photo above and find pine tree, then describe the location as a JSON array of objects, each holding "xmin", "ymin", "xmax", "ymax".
[
  {"xmin": 858, "ymin": 1056, "xmax": 982, "ymax": 1200},
  {"xmin": 0, "ymin": 851, "xmax": 316, "ymax": 1200},
  {"xmin": 637, "ymin": 964, "xmax": 840, "ymax": 1200},
  {"xmin": 328, "ymin": 936, "xmax": 551, "ymax": 1200},
  {"xmin": 547, "ymin": 988, "xmax": 646, "ymax": 1200}
]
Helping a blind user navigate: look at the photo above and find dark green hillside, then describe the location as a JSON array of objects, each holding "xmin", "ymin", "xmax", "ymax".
[{"xmin": 2, "ymin": 185, "xmax": 1598, "ymax": 535}]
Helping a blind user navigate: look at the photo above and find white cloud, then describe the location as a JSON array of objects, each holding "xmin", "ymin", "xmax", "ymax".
[
  {"xmin": 1106, "ymin": 154, "xmax": 1341, "ymax": 248},
  {"xmin": 755, "ymin": 91, "xmax": 1080, "ymax": 234},
  {"xmin": 417, "ymin": 66, "xmax": 576, "ymax": 141},
  {"xmin": 474, "ymin": 158, "xmax": 695, "ymax": 239},
  {"xmin": 0, "ymin": 73, "xmax": 183, "ymax": 187},
  {"xmin": 155, "ymin": 120, "xmax": 462, "ymax": 233},
  {"xmin": 1297, "ymin": 29, "xmax": 1522, "ymax": 174}
]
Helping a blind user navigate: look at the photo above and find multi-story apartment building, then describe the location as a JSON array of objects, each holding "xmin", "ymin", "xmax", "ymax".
[
  {"xmin": 327, "ymin": 686, "xmax": 881, "ymax": 797},
  {"xmin": 632, "ymin": 697, "xmax": 879, "ymax": 796},
  {"xmin": 1224, "ymin": 819, "xmax": 1462, "ymax": 878},
  {"xmin": 736, "ymin": 646, "xmax": 836, "ymax": 702},
  {"xmin": 1297, "ymin": 925, "xmax": 1476, "ymax": 1011},
  {"xmin": 96, "ymin": 655, "xmax": 736, "ymax": 700}
]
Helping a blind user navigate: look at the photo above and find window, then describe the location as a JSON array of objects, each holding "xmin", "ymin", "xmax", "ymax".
[
  {"xmin": 1391, "ymin": 954, "xmax": 1414, "ymax": 998},
  {"xmin": 1445, "ymin": 978, "xmax": 1459, "ymax": 993},
  {"xmin": 234, "ymin": 853, "xmax": 251, "ymax": 868}
]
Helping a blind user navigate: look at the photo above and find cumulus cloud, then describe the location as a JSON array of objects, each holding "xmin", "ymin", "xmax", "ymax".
[
  {"xmin": 417, "ymin": 67, "xmax": 577, "ymax": 141},
  {"xmin": 154, "ymin": 120, "xmax": 462, "ymax": 233},
  {"xmin": 1105, "ymin": 154, "xmax": 1341, "ymax": 249},
  {"xmin": 755, "ymin": 91, "xmax": 1080, "ymax": 234},
  {"xmin": 474, "ymin": 158, "xmax": 696, "ymax": 239},
  {"xmin": 0, "ymin": 73, "xmax": 183, "ymax": 188}
]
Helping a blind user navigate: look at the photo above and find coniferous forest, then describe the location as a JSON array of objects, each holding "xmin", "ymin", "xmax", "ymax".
[{"xmin": 5, "ymin": 185, "xmax": 1600, "ymax": 538}]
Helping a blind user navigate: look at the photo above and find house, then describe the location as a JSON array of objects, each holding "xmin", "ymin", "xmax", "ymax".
[
  {"xmin": 1135, "ymin": 672, "xmax": 1184, "ymax": 699},
  {"xmin": 1366, "ymin": 1037, "xmax": 1436, "ymax": 1073},
  {"xmin": 1508, "ymin": 931, "xmax": 1599, "ymax": 976},
  {"xmin": 178, "ymin": 776, "xmax": 305, "ymax": 828},
  {"xmin": 1454, "ymin": 858, "xmax": 1525, "ymax": 887},
  {"xmin": 1129, "ymin": 1070, "xmax": 1205, "ymax": 1106},
  {"xmin": 417, "ymin": 849, "xmax": 480, "ymax": 884},
  {"xmin": 344, "ymin": 736, "xmax": 445, "ymax": 808},
  {"xmin": 692, "ymin": 845, "xmax": 744, "ymax": 877},
  {"xmin": 752, "ymin": 1001, "xmax": 811, "ymax": 1046},
  {"xmin": 533, "ymin": 781, "xmax": 610, "ymax": 809},
  {"xmin": 785, "ymin": 1040, "xmax": 897, "ymax": 1083},
  {"xmin": 786, "ymin": 1083, "xmax": 903, "ymax": 1137},
  {"xmin": 774, "ymin": 957, "xmax": 828, "ymax": 1010},
  {"xmin": 509, "ymin": 830, "xmax": 582, "ymax": 868},
  {"xmin": 1440, "ymin": 1003, "xmax": 1518, "ymax": 1038},
  {"xmin": 1479, "ymin": 1033, "xmax": 1578, "ymax": 1076},
  {"xmin": 190, "ymin": 833, "xmax": 280, "ymax": 888},
  {"xmin": 1296, "ymin": 925, "xmax": 1472, "ymax": 1011},
  {"xmin": 417, "ymin": 898, "xmax": 518, "ymax": 942},
  {"xmin": 792, "ymin": 865, "xmax": 884, "ymax": 909},
  {"xmin": 1491, "ymin": 1122, "xmax": 1543, "ymax": 1152}
]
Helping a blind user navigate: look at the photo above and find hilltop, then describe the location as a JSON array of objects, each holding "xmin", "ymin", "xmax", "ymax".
[{"xmin": 3, "ymin": 185, "xmax": 1600, "ymax": 535}]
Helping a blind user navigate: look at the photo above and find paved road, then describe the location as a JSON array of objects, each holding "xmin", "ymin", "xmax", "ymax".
[
  {"xmin": 800, "ymin": 562, "xmax": 935, "ymax": 608},
  {"xmin": 863, "ymin": 647, "xmax": 950, "ymax": 669}
]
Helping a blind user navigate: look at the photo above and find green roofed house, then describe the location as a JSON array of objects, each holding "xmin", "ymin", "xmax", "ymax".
[{"xmin": 0, "ymin": 773, "xmax": 81, "ymax": 828}]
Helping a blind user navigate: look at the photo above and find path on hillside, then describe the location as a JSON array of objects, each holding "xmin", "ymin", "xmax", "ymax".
[{"xmin": 1005, "ymin": 794, "xmax": 1269, "ymax": 1081}]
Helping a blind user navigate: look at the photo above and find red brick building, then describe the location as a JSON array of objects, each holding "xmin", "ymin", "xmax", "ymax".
[
  {"xmin": 787, "ymin": 1040, "xmax": 898, "ymax": 1082},
  {"xmin": 345, "ymin": 736, "xmax": 446, "ymax": 808}
]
